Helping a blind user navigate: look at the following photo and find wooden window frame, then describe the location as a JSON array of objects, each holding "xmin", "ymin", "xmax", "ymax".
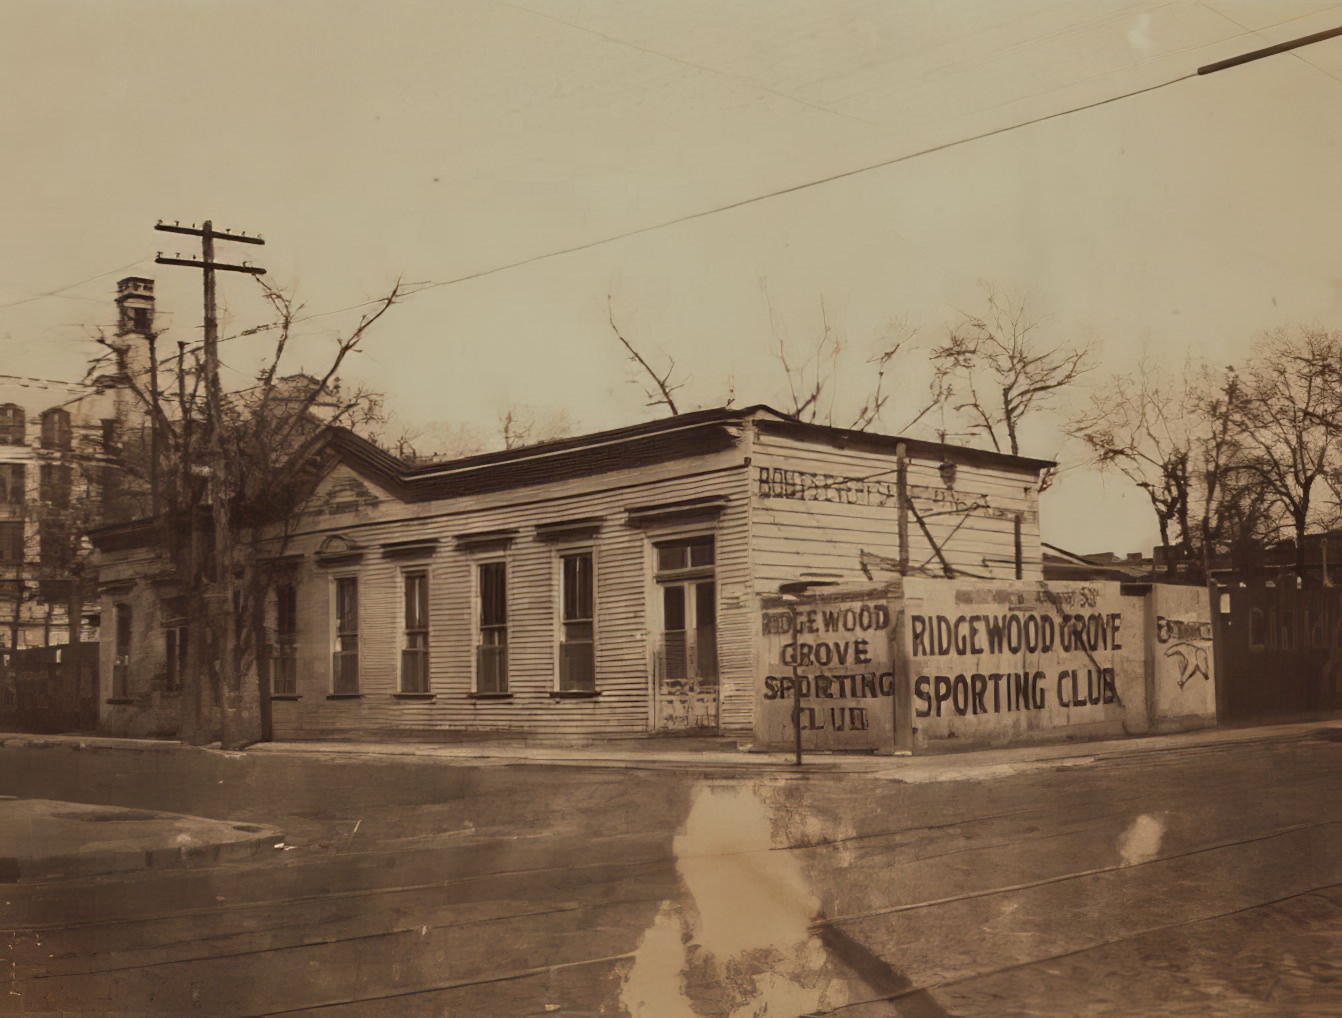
[
  {"xmin": 556, "ymin": 548, "xmax": 597, "ymax": 695},
  {"xmin": 272, "ymin": 582, "xmax": 299, "ymax": 696},
  {"xmin": 400, "ymin": 569, "xmax": 431, "ymax": 694},
  {"xmin": 112, "ymin": 602, "xmax": 132, "ymax": 699},
  {"xmin": 330, "ymin": 574, "xmax": 360, "ymax": 696},
  {"xmin": 0, "ymin": 405, "xmax": 24, "ymax": 446},
  {"xmin": 474, "ymin": 558, "xmax": 509, "ymax": 695}
]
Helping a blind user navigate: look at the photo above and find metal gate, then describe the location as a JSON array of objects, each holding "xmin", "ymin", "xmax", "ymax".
[{"xmin": 1212, "ymin": 580, "xmax": 1342, "ymax": 721}]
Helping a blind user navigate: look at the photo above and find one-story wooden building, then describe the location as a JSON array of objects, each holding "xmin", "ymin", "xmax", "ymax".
[{"xmin": 91, "ymin": 405, "xmax": 1054, "ymax": 740}]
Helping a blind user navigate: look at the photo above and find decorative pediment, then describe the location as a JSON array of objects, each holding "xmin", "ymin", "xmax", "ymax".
[
  {"xmin": 315, "ymin": 533, "xmax": 365, "ymax": 567},
  {"xmin": 314, "ymin": 465, "xmax": 385, "ymax": 514}
]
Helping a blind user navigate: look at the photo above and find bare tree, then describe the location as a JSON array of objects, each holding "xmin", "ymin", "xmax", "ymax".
[
  {"xmin": 1069, "ymin": 353, "xmax": 1255, "ymax": 580},
  {"xmin": 931, "ymin": 285, "xmax": 1094, "ymax": 456},
  {"xmin": 1069, "ymin": 351, "xmax": 1198, "ymax": 571},
  {"xmin": 104, "ymin": 276, "xmax": 404, "ymax": 747},
  {"xmin": 608, "ymin": 297, "xmax": 682, "ymax": 414},
  {"xmin": 499, "ymin": 405, "xmax": 574, "ymax": 450},
  {"xmin": 1226, "ymin": 327, "xmax": 1342, "ymax": 578},
  {"xmin": 762, "ymin": 284, "xmax": 938, "ymax": 433}
]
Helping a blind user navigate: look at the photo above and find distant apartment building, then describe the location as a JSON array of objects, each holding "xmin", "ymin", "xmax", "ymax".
[{"xmin": 0, "ymin": 277, "xmax": 155, "ymax": 657}]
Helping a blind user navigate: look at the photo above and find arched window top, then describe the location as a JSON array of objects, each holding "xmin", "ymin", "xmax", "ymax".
[
  {"xmin": 0, "ymin": 404, "xmax": 24, "ymax": 445},
  {"xmin": 40, "ymin": 407, "xmax": 71, "ymax": 450}
]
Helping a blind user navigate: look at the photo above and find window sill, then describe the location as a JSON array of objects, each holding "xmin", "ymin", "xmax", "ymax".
[
  {"xmin": 105, "ymin": 697, "xmax": 134, "ymax": 705},
  {"xmin": 326, "ymin": 693, "xmax": 363, "ymax": 700},
  {"xmin": 467, "ymin": 692, "xmax": 513, "ymax": 701},
  {"xmin": 270, "ymin": 694, "xmax": 302, "ymax": 701},
  {"xmin": 392, "ymin": 692, "xmax": 436, "ymax": 701},
  {"xmin": 550, "ymin": 690, "xmax": 601, "ymax": 699}
]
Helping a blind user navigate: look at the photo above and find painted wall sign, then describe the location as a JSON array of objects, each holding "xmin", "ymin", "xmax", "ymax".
[
  {"xmin": 902, "ymin": 579, "xmax": 1143, "ymax": 747},
  {"xmin": 752, "ymin": 580, "xmax": 1217, "ymax": 754},
  {"xmin": 908, "ymin": 607, "xmax": 1122, "ymax": 719},
  {"xmin": 756, "ymin": 590, "xmax": 898, "ymax": 751},
  {"xmin": 755, "ymin": 466, "xmax": 1037, "ymax": 523}
]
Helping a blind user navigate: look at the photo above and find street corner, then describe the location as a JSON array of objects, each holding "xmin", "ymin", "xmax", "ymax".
[{"xmin": 0, "ymin": 798, "xmax": 285, "ymax": 883}]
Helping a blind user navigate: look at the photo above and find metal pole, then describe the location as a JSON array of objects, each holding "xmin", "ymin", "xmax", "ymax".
[
  {"xmin": 148, "ymin": 329, "xmax": 160, "ymax": 517},
  {"xmin": 791, "ymin": 605, "xmax": 803, "ymax": 766},
  {"xmin": 896, "ymin": 443, "xmax": 909, "ymax": 576}
]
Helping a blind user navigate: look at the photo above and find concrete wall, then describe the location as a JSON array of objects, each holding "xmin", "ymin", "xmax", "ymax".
[
  {"xmin": 902, "ymin": 578, "xmax": 1149, "ymax": 751},
  {"xmin": 752, "ymin": 579, "xmax": 1217, "ymax": 753},
  {"xmin": 1147, "ymin": 583, "xmax": 1217, "ymax": 728}
]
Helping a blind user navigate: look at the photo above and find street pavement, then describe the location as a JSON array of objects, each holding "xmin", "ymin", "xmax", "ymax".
[
  {"xmin": 0, "ymin": 799, "xmax": 282, "ymax": 882},
  {"xmin": 0, "ymin": 719, "xmax": 1340, "ymax": 1016}
]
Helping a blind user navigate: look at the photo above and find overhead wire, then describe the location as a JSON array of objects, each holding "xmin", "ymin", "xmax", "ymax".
[
  {"xmin": 22, "ymin": 10, "xmax": 1342, "ymax": 419},
  {"xmin": 0, "ymin": 258, "xmax": 152, "ymax": 312}
]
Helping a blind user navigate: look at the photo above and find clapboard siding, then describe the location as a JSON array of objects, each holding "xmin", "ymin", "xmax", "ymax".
[
  {"xmin": 260, "ymin": 407, "xmax": 1045, "ymax": 742},
  {"xmin": 750, "ymin": 428, "xmax": 1045, "ymax": 589},
  {"xmin": 268, "ymin": 444, "xmax": 754, "ymax": 739}
]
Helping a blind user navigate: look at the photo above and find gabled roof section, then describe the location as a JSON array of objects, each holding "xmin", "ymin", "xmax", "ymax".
[{"xmin": 315, "ymin": 404, "xmax": 1055, "ymax": 505}]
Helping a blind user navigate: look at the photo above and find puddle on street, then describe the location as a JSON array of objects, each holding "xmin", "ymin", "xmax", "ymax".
[{"xmin": 620, "ymin": 781, "xmax": 852, "ymax": 1017}]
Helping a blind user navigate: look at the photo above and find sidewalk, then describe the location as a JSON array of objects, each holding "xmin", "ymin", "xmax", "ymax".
[
  {"xmin": 4, "ymin": 715, "xmax": 1338, "ymax": 779},
  {"xmin": 243, "ymin": 716, "xmax": 1342, "ymax": 781}
]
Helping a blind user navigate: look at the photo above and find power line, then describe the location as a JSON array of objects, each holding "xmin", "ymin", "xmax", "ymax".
[
  {"xmin": 397, "ymin": 70, "xmax": 1200, "ymax": 300},
  {"xmin": 0, "ymin": 258, "xmax": 151, "ymax": 311},
  {"xmin": 381, "ymin": 19, "xmax": 1342, "ymax": 303}
]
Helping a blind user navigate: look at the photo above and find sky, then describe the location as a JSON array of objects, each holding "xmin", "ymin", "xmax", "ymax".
[{"xmin": 4, "ymin": 0, "xmax": 1342, "ymax": 554}]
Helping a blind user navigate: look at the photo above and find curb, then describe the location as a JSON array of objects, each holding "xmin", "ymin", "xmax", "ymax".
[{"xmin": 1, "ymin": 826, "xmax": 285, "ymax": 884}]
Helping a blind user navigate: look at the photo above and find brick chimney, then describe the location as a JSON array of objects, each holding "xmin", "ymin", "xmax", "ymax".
[{"xmin": 110, "ymin": 277, "xmax": 156, "ymax": 383}]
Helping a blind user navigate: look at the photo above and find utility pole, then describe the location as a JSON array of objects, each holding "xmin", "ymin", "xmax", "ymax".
[
  {"xmin": 154, "ymin": 220, "xmax": 265, "ymax": 746},
  {"xmin": 155, "ymin": 221, "xmax": 266, "ymax": 421},
  {"xmin": 147, "ymin": 329, "xmax": 160, "ymax": 516}
]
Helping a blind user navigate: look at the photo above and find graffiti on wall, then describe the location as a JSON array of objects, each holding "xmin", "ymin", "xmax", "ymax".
[
  {"xmin": 656, "ymin": 678, "xmax": 716, "ymax": 730},
  {"xmin": 1156, "ymin": 615, "xmax": 1212, "ymax": 689}
]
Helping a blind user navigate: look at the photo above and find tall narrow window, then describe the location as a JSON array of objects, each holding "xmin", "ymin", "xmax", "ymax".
[
  {"xmin": 113, "ymin": 603, "xmax": 132, "ymax": 699},
  {"xmin": 1, "ymin": 652, "xmax": 13, "ymax": 708},
  {"xmin": 0, "ymin": 521, "xmax": 23, "ymax": 565},
  {"xmin": 0, "ymin": 405, "xmax": 23, "ymax": 446},
  {"xmin": 0, "ymin": 463, "xmax": 23, "ymax": 505},
  {"xmin": 477, "ymin": 561, "xmax": 508, "ymax": 693},
  {"xmin": 401, "ymin": 571, "xmax": 430, "ymax": 693},
  {"xmin": 332, "ymin": 576, "xmax": 359, "ymax": 694},
  {"xmin": 272, "ymin": 583, "xmax": 298, "ymax": 695},
  {"xmin": 40, "ymin": 408, "xmax": 71, "ymax": 451},
  {"xmin": 654, "ymin": 537, "xmax": 718, "ymax": 686},
  {"xmin": 39, "ymin": 463, "xmax": 71, "ymax": 508},
  {"xmin": 559, "ymin": 551, "xmax": 595, "ymax": 692},
  {"xmin": 164, "ymin": 624, "xmax": 187, "ymax": 692}
]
